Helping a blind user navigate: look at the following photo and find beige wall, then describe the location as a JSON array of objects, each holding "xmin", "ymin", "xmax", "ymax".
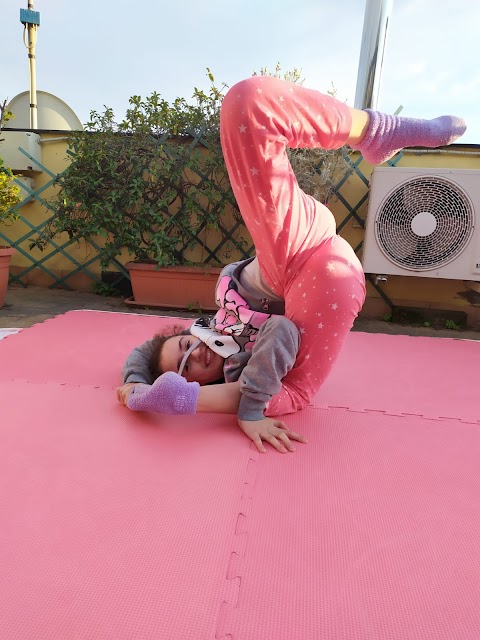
[{"xmin": 3, "ymin": 132, "xmax": 480, "ymax": 326}]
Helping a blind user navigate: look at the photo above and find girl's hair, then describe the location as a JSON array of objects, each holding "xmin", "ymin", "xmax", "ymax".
[{"xmin": 148, "ymin": 324, "xmax": 192, "ymax": 381}]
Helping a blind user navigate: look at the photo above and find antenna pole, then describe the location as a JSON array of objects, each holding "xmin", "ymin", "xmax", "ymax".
[
  {"xmin": 20, "ymin": 2, "xmax": 41, "ymax": 130},
  {"xmin": 354, "ymin": 0, "xmax": 393, "ymax": 110}
]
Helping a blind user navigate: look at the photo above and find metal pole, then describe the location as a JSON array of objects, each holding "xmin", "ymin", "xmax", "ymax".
[
  {"xmin": 354, "ymin": 0, "xmax": 394, "ymax": 110},
  {"xmin": 27, "ymin": 0, "xmax": 38, "ymax": 129}
]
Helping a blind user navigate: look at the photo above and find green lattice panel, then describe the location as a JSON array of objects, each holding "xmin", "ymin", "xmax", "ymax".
[
  {"xmin": 3, "ymin": 150, "xmax": 128, "ymax": 290},
  {"xmin": 1, "ymin": 136, "xmax": 395, "ymax": 307}
]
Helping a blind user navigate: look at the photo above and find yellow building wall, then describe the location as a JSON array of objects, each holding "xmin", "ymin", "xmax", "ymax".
[
  {"xmin": 4, "ymin": 133, "xmax": 106, "ymax": 291},
  {"xmin": 3, "ymin": 132, "xmax": 480, "ymax": 327}
]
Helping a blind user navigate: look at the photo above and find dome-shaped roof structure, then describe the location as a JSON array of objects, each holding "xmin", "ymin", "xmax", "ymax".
[{"xmin": 6, "ymin": 90, "xmax": 83, "ymax": 130}]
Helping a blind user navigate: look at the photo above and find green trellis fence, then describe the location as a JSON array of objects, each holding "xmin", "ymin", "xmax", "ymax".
[{"xmin": 1, "ymin": 132, "xmax": 401, "ymax": 307}]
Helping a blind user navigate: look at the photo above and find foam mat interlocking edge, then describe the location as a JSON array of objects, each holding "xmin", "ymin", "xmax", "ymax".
[
  {"xmin": 315, "ymin": 404, "xmax": 480, "ymax": 425},
  {"xmin": 215, "ymin": 450, "xmax": 260, "ymax": 640}
]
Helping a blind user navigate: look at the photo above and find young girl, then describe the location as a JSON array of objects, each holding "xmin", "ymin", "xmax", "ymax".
[{"xmin": 117, "ymin": 75, "xmax": 466, "ymax": 453}]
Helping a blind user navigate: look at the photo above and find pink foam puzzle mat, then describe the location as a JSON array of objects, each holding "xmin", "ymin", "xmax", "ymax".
[{"xmin": 1, "ymin": 310, "xmax": 479, "ymax": 639}]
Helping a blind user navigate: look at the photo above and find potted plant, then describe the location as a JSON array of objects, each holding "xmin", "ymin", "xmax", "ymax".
[
  {"xmin": 0, "ymin": 100, "xmax": 21, "ymax": 308},
  {"xmin": 32, "ymin": 72, "xmax": 248, "ymax": 311}
]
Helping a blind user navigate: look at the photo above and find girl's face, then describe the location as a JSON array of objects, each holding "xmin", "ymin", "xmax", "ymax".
[{"xmin": 160, "ymin": 335, "xmax": 225, "ymax": 385}]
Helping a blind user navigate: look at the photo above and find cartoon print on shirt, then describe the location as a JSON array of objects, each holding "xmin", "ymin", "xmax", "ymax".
[
  {"xmin": 190, "ymin": 317, "xmax": 242, "ymax": 358},
  {"xmin": 214, "ymin": 275, "xmax": 272, "ymax": 351}
]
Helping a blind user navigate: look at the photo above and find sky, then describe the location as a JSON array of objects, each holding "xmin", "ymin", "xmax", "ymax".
[{"xmin": 2, "ymin": 0, "xmax": 479, "ymax": 143}]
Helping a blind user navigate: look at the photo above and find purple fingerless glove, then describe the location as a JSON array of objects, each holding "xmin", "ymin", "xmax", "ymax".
[{"xmin": 127, "ymin": 372, "xmax": 200, "ymax": 414}]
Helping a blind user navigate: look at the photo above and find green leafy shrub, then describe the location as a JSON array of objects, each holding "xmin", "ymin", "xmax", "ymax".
[
  {"xmin": 33, "ymin": 71, "xmax": 238, "ymax": 268},
  {"xmin": 0, "ymin": 100, "xmax": 21, "ymax": 227},
  {"xmin": 445, "ymin": 319, "xmax": 460, "ymax": 330},
  {"xmin": 32, "ymin": 68, "xmax": 351, "ymax": 269},
  {"xmin": 0, "ymin": 159, "xmax": 20, "ymax": 223}
]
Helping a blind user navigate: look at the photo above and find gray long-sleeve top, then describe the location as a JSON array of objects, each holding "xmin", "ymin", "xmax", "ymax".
[{"xmin": 122, "ymin": 258, "xmax": 301, "ymax": 420}]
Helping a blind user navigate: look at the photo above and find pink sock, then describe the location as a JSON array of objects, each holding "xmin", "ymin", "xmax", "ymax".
[{"xmin": 352, "ymin": 109, "xmax": 467, "ymax": 165}]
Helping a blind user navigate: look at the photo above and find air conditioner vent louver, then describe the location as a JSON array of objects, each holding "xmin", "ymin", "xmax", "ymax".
[{"xmin": 375, "ymin": 176, "xmax": 474, "ymax": 271}]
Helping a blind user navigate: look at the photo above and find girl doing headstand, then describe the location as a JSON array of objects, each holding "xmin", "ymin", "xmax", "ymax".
[{"xmin": 118, "ymin": 75, "xmax": 466, "ymax": 453}]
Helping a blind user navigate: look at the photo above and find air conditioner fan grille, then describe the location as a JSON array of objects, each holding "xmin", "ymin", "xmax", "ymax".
[{"xmin": 375, "ymin": 176, "xmax": 474, "ymax": 271}]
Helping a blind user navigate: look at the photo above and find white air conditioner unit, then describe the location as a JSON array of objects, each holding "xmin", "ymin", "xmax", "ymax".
[
  {"xmin": 363, "ymin": 167, "xmax": 480, "ymax": 281},
  {"xmin": 1, "ymin": 131, "xmax": 42, "ymax": 172}
]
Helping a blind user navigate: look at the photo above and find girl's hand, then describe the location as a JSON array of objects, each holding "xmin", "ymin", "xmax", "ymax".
[
  {"xmin": 116, "ymin": 382, "xmax": 140, "ymax": 406},
  {"xmin": 238, "ymin": 417, "xmax": 307, "ymax": 454}
]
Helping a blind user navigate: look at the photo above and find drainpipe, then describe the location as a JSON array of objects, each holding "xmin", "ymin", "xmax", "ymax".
[{"xmin": 354, "ymin": 0, "xmax": 394, "ymax": 110}]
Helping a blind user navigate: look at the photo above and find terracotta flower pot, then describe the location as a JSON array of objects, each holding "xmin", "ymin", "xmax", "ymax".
[
  {"xmin": 125, "ymin": 262, "xmax": 222, "ymax": 312},
  {"xmin": 0, "ymin": 246, "xmax": 15, "ymax": 308}
]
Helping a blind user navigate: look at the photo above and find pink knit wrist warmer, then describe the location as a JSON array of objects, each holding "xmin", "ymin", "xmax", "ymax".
[
  {"xmin": 353, "ymin": 109, "xmax": 467, "ymax": 165},
  {"xmin": 127, "ymin": 372, "xmax": 200, "ymax": 415}
]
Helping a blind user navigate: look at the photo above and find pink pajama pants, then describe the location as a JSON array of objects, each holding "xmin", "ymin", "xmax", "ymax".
[{"xmin": 220, "ymin": 76, "xmax": 366, "ymax": 416}]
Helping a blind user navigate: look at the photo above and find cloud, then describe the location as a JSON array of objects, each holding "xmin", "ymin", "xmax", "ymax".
[
  {"xmin": 451, "ymin": 74, "xmax": 480, "ymax": 99},
  {"xmin": 403, "ymin": 62, "xmax": 427, "ymax": 78}
]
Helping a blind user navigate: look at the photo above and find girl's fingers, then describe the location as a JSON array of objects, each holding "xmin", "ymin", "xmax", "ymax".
[
  {"xmin": 287, "ymin": 431, "xmax": 308, "ymax": 444},
  {"xmin": 277, "ymin": 431, "xmax": 296, "ymax": 452},
  {"xmin": 253, "ymin": 434, "xmax": 267, "ymax": 454},
  {"xmin": 275, "ymin": 422, "xmax": 308, "ymax": 444},
  {"xmin": 265, "ymin": 434, "xmax": 288, "ymax": 454}
]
